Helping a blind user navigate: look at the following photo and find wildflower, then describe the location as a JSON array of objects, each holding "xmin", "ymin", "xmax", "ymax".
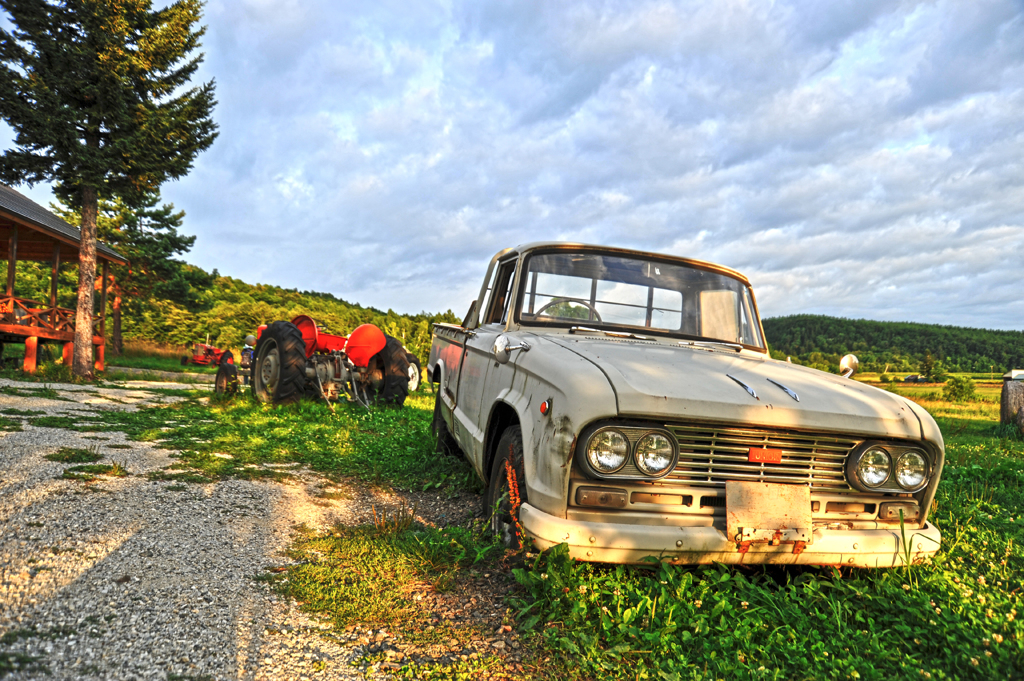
[
  {"xmin": 737, "ymin": 653, "xmax": 746, "ymax": 663},
  {"xmin": 929, "ymin": 620, "xmax": 936, "ymax": 626},
  {"xmin": 986, "ymin": 609, "xmax": 994, "ymax": 619},
  {"xmin": 970, "ymin": 658, "xmax": 979, "ymax": 667},
  {"xmin": 578, "ymin": 585, "xmax": 586, "ymax": 594},
  {"xmin": 741, "ymin": 601, "xmax": 749, "ymax": 608},
  {"xmin": 553, "ymin": 598, "xmax": 560, "ymax": 603},
  {"xmin": 978, "ymin": 576, "xmax": 986, "ymax": 585},
  {"xmin": 994, "ymin": 634, "xmax": 1004, "ymax": 644},
  {"xmin": 563, "ymin": 587, "xmax": 570, "ymax": 593},
  {"xmin": 541, "ymin": 573, "xmax": 548, "ymax": 580},
  {"xmin": 601, "ymin": 606, "xmax": 610, "ymax": 614},
  {"xmin": 934, "ymin": 607, "xmax": 941, "ymax": 615},
  {"xmin": 902, "ymin": 584, "xmax": 911, "ymax": 591},
  {"xmin": 929, "ymin": 601, "xmax": 936, "ymax": 607},
  {"xmin": 694, "ymin": 600, "xmax": 702, "ymax": 608},
  {"xmin": 823, "ymin": 651, "xmax": 828, "ymax": 657},
  {"xmin": 979, "ymin": 596, "xmax": 986, "ymax": 605},
  {"xmin": 660, "ymin": 580, "xmax": 667, "ymax": 585},
  {"xmin": 613, "ymin": 589, "xmax": 621, "ymax": 597},
  {"xmin": 983, "ymin": 639, "xmax": 990, "ymax": 647},
  {"xmin": 985, "ymin": 651, "xmax": 992, "ymax": 658}
]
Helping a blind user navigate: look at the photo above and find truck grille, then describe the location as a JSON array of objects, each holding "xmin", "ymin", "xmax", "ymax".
[{"xmin": 664, "ymin": 424, "xmax": 861, "ymax": 491}]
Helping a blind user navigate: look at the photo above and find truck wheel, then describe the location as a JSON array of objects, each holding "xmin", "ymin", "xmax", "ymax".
[
  {"xmin": 406, "ymin": 353, "xmax": 422, "ymax": 392},
  {"xmin": 252, "ymin": 321, "xmax": 307, "ymax": 405},
  {"xmin": 485, "ymin": 425, "xmax": 528, "ymax": 550},
  {"xmin": 432, "ymin": 392, "xmax": 461, "ymax": 459}
]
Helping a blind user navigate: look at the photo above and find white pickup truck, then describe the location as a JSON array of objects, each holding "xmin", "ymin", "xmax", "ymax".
[{"xmin": 428, "ymin": 242, "xmax": 943, "ymax": 566}]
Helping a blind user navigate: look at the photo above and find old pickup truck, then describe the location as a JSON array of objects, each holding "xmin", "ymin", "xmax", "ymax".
[{"xmin": 428, "ymin": 242, "xmax": 943, "ymax": 566}]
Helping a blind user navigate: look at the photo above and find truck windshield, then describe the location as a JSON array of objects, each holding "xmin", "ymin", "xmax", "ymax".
[{"xmin": 516, "ymin": 251, "xmax": 765, "ymax": 349}]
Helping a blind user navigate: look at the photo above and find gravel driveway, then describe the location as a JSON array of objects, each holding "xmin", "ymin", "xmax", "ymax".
[{"xmin": 0, "ymin": 378, "xmax": 483, "ymax": 680}]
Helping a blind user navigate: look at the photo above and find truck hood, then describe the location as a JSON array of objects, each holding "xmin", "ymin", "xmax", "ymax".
[{"xmin": 545, "ymin": 336, "xmax": 922, "ymax": 440}]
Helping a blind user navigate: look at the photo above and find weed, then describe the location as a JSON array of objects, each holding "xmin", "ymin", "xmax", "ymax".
[
  {"xmin": 106, "ymin": 444, "xmax": 133, "ymax": 449},
  {"xmin": 62, "ymin": 464, "xmax": 128, "ymax": 481},
  {"xmin": 0, "ymin": 408, "xmax": 42, "ymax": 416},
  {"xmin": 147, "ymin": 470, "xmax": 213, "ymax": 485}
]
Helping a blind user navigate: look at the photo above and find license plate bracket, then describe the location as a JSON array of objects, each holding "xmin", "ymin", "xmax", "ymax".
[{"xmin": 726, "ymin": 481, "xmax": 812, "ymax": 544}]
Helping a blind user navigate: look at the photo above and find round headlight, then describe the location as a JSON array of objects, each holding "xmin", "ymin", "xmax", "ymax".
[
  {"xmin": 896, "ymin": 451, "xmax": 928, "ymax": 490},
  {"xmin": 635, "ymin": 432, "xmax": 676, "ymax": 476},
  {"xmin": 857, "ymin": 448, "xmax": 891, "ymax": 487},
  {"xmin": 586, "ymin": 429, "xmax": 629, "ymax": 474}
]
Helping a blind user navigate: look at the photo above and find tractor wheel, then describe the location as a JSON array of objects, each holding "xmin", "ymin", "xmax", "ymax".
[
  {"xmin": 484, "ymin": 425, "xmax": 528, "ymax": 550},
  {"xmin": 357, "ymin": 336, "xmax": 411, "ymax": 407},
  {"xmin": 215, "ymin": 352, "xmax": 239, "ymax": 396},
  {"xmin": 406, "ymin": 353, "xmax": 422, "ymax": 392},
  {"xmin": 181, "ymin": 355, "xmax": 190, "ymax": 366},
  {"xmin": 251, "ymin": 321, "xmax": 307, "ymax": 405}
]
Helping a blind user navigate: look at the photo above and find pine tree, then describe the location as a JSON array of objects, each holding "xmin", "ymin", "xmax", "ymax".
[
  {"xmin": 53, "ymin": 190, "xmax": 212, "ymax": 355},
  {"xmin": 0, "ymin": 0, "xmax": 217, "ymax": 377}
]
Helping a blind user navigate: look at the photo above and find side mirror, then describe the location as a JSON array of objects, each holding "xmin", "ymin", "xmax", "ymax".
[
  {"xmin": 839, "ymin": 354, "xmax": 859, "ymax": 378},
  {"xmin": 493, "ymin": 335, "xmax": 530, "ymax": 364},
  {"xmin": 462, "ymin": 300, "xmax": 478, "ymax": 329}
]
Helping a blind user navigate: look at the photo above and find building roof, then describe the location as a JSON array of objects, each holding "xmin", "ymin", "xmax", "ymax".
[{"xmin": 0, "ymin": 184, "xmax": 127, "ymax": 264}]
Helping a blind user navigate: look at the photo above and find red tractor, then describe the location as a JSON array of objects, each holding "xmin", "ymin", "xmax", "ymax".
[
  {"xmin": 249, "ymin": 315, "xmax": 420, "ymax": 407},
  {"xmin": 181, "ymin": 342, "xmax": 228, "ymax": 367}
]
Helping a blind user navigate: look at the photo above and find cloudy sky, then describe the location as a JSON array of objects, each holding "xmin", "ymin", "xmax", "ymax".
[{"xmin": 3, "ymin": 0, "xmax": 1024, "ymax": 329}]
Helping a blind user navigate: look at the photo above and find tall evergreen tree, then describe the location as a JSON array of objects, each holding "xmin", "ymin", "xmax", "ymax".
[
  {"xmin": 0, "ymin": 0, "xmax": 217, "ymax": 377},
  {"xmin": 53, "ymin": 190, "xmax": 212, "ymax": 355}
]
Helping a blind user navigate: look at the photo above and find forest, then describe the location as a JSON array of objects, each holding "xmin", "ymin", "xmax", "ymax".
[{"xmin": 763, "ymin": 314, "xmax": 1024, "ymax": 374}]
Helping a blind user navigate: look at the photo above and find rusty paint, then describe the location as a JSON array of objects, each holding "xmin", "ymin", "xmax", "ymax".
[{"xmin": 793, "ymin": 541, "xmax": 806, "ymax": 555}]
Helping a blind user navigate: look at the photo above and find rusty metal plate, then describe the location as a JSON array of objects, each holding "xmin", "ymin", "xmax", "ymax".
[{"xmin": 726, "ymin": 481, "xmax": 812, "ymax": 544}]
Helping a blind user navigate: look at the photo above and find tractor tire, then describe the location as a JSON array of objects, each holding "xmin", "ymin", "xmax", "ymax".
[
  {"xmin": 406, "ymin": 353, "xmax": 422, "ymax": 392},
  {"xmin": 359, "ymin": 336, "xmax": 411, "ymax": 407},
  {"xmin": 215, "ymin": 352, "xmax": 239, "ymax": 396},
  {"xmin": 251, "ymin": 321, "xmax": 308, "ymax": 405},
  {"xmin": 181, "ymin": 356, "xmax": 190, "ymax": 366},
  {"xmin": 484, "ymin": 425, "xmax": 528, "ymax": 550}
]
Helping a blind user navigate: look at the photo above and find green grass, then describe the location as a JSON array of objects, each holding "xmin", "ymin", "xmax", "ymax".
[
  {"xmin": 57, "ymin": 391, "xmax": 478, "ymax": 491},
  {"xmin": 44, "ymin": 447, "xmax": 102, "ymax": 463},
  {"xmin": 61, "ymin": 462, "xmax": 128, "ymax": 481},
  {"xmin": 105, "ymin": 354, "xmax": 217, "ymax": 374}
]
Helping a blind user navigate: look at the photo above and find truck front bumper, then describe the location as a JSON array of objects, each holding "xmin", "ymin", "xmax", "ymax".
[{"xmin": 520, "ymin": 503, "xmax": 941, "ymax": 567}]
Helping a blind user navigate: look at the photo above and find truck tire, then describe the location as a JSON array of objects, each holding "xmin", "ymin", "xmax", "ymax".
[
  {"xmin": 432, "ymin": 392, "xmax": 461, "ymax": 459},
  {"xmin": 406, "ymin": 353, "xmax": 422, "ymax": 392},
  {"xmin": 485, "ymin": 425, "xmax": 528, "ymax": 550},
  {"xmin": 252, "ymin": 321, "xmax": 307, "ymax": 405}
]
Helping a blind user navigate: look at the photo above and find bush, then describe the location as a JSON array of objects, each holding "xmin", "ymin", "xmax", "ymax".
[
  {"xmin": 943, "ymin": 375, "xmax": 976, "ymax": 402},
  {"xmin": 879, "ymin": 374, "xmax": 891, "ymax": 384}
]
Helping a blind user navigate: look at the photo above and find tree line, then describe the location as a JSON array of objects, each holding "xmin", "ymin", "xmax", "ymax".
[{"xmin": 763, "ymin": 314, "xmax": 1024, "ymax": 374}]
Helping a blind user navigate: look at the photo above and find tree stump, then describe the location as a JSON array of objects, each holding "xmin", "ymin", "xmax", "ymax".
[{"xmin": 1001, "ymin": 380, "xmax": 1024, "ymax": 432}]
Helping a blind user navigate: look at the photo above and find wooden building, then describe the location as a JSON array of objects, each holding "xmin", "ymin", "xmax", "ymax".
[{"xmin": 0, "ymin": 184, "xmax": 126, "ymax": 373}]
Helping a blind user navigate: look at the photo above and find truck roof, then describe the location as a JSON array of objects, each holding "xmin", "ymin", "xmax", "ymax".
[{"xmin": 508, "ymin": 241, "xmax": 752, "ymax": 285}]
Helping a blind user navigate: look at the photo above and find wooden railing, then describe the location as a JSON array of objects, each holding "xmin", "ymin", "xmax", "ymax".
[{"xmin": 0, "ymin": 295, "xmax": 102, "ymax": 339}]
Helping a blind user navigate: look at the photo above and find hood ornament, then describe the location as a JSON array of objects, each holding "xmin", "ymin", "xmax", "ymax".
[
  {"xmin": 726, "ymin": 374, "xmax": 759, "ymax": 400},
  {"xmin": 767, "ymin": 378, "xmax": 800, "ymax": 402}
]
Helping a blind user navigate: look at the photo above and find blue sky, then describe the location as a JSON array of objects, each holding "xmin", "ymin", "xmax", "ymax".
[{"xmin": 3, "ymin": 0, "xmax": 1023, "ymax": 329}]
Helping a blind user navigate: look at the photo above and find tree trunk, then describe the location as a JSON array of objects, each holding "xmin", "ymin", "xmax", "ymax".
[
  {"xmin": 112, "ymin": 292, "xmax": 123, "ymax": 356},
  {"xmin": 73, "ymin": 184, "xmax": 98, "ymax": 379},
  {"xmin": 1002, "ymin": 381, "xmax": 1024, "ymax": 429}
]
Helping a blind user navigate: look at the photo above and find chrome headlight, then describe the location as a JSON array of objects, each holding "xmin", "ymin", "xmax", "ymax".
[
  {"xmin": 847, "ymin": 446, "xmax": 891, "ymax": 490},
  {"xmin": 634, "ymin": 432, "xmax": 677, "ymax": 477},
  {"xmin": 585, "ymin": 429, "xmax": 629, "ymax": 474},
  {"xmin": 895, "ymin": 451, "xmax": 928, "ymax": 491}
]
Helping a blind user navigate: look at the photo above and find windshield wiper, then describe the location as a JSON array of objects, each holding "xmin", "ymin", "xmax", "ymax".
[
  {"xmin": 677, "ymin": 340, "xmax": 743, "ymax": 353},
  {"xmin": 569, "ymin": 326, "xmax": 649, "ymax": 340}
]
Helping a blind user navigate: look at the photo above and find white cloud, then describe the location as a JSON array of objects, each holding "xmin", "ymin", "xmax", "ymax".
[{"xmin": 2, "ymin": 0, "xmax": 1022, "ymax": 328}]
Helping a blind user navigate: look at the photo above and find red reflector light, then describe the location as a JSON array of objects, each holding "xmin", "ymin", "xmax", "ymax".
[
  {"xmin": 748, "ymin": 447, "xmax": 782, "ymax": 464},
  {"xmin": 539, "ymin": 400, "xmax": 550, "ymax": 415}
]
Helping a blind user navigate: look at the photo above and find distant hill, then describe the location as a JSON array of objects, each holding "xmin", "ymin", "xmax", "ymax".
[{"xmin": 762, "ymin": 314, "xmax": 1024, "ymax": 374}]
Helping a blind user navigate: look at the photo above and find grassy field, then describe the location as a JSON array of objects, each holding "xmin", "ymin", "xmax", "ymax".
[{"xmin": 14, "ymin": 382, "xmax": 1022, "ymax": 679}]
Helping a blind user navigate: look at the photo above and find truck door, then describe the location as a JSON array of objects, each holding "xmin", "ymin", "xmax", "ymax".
[{"xmin": 454, "ymin": 256, "xmax": 519, "ymax": 476}]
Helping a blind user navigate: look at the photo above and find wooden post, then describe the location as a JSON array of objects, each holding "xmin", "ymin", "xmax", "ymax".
[
  {"xmin": 99, "ymin": 259, "xmax": 108, "ymax": 339},
  {"xmin": 23, "ymin": 336, "xmax": 37, "ymax": 374},
  {"xmin": 50, "ymin": 243, "xmax": 60, "ymax": 309},
  {"xmin": 63, "ymin": 342, "xmax": 73, "ymax": 367},
  {"xmin": 6, "ymin": 226, "xmax": 17, "ymax": 297}
]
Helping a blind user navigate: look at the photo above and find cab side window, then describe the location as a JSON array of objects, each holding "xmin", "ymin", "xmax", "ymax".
[{"xmin": 484, "ymin": 261, "xmax": 517, "ymax": 325}]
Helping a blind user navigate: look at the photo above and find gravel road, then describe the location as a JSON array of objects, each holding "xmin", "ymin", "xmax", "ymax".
[{"xmin": 0, "ymin": 378, "xmax": 496, "ymax": 680}]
